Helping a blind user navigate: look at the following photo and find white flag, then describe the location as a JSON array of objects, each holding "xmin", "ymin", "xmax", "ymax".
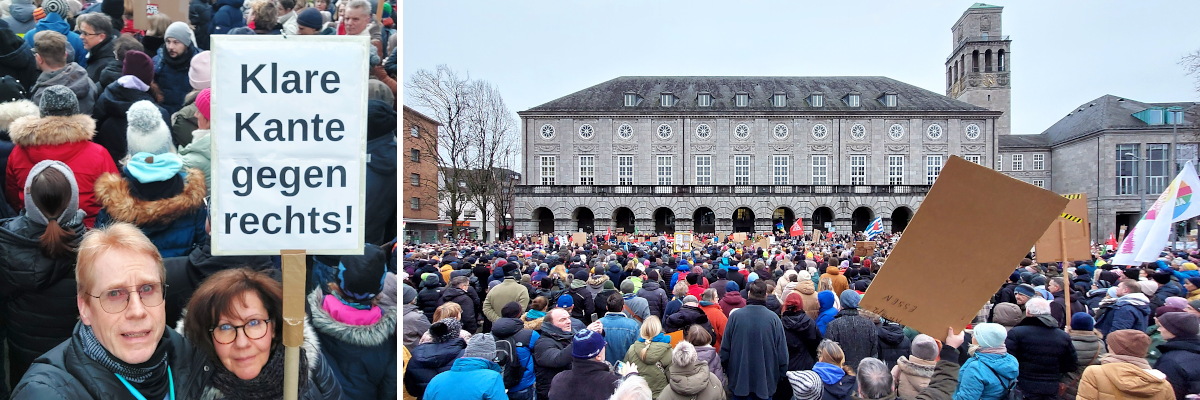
[{"xmin": 1112, "ymin": 161, "xmax": 1200, "ymax": 265}]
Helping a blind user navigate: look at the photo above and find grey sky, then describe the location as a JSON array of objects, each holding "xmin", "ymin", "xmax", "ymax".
[{"xmin": 403, "ymin": 1, "xmax": 1200, "ymax": 136}]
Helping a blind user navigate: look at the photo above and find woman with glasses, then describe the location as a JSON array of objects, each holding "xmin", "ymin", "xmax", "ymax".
[
  {"xmin": 10, "ymin": 222, "xmax": 206, "ymax": 399},
  {"xmin": 183, "ymin": 267, "xmax": 342, "ymax": 399},
  {"xmin": 0, "ymin": 161, "xmax": 86, "ymax": 385}
]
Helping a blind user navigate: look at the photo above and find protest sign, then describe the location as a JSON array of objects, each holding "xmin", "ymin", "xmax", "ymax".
[
  {"xmin": 859, "ymin": 156, "xmax": 1068, "ymax": 336},
  {"xmin": 211, "ymin": 36, "xmax": 369, "ymax": 256},
  {"xmin": 132, "ymin": 0, "xmax": 188, "ymax": 30},
  {"xmin": 571, "ymin": 232, "xmax": 587, "ymax": 246},
  {"xmin": 674, "ymin": 232, "xmax": 693, "ymax": 253},
  {"xmin": 854, "ymin": 241, "xmax": 876, "ymax": 258},
  {"xmin": 732, "ymin": 232, "xmax": 747, "ymax": 242},
  {"xmin": 757, "ymin": 238, "xmax": 770, "ymax": 249},
  {"xmin": 1035, "ymin": 194, "xmax": 1092, "ymax": 262},
  {"xmin": 617, "ymin": 234, "xmax": 627, "ymax": 243}
]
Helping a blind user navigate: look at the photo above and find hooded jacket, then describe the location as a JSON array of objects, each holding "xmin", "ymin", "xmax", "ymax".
[
  {"xmin": 813, "ymin": 362, "xmax": 856, "ymax": 400},
  {"xmin": 30, "ymin": 63, "xmax": 96, "ymax": 116},
  {"xmin": 1095, "ymin": 293, "xmax": 1152, "ymax": 336},
  {"xmin": 482, "ymin": 277, "xmax": 530, "ymax": 322},
  {"xmin": 94, "ymin": 168, "xmax": 208, "ymax": 258},
  {"xmin": 657, "ymin": 360, "xmax": 725, "ymax": 400},
  {"xmin": 308, "ymin": 287, "xmax": 397, "ymax": 400},
  {"xmin": 1154, "ymin": 336, "xmax": 1200, "ymax": 400},
  {"xmin": 781, "ymin": 310, "xmax": 821, "ymax": 371},
  {"xmin": 953, "ymin": 352, "xmax": 1019, "ymax": 400},
  {"xmin": 718, "ymin": 290, "xmax": 746, "ymax": 316},
  {"xmin": 210, "ymin": 0, "xmax": 246, "ymax": 35},
  {"xmin": 422, "ymin": 357, "xmax": 506, "ymax": 400},
  {"xmin": 6, "ymin": 113, "xmax": 117, "ymax": 226},
  {"xmin": 439, "ymin": 286, "xmax": 481, "ymax": 333},
  {"xmin": 404, "ymin": 336, "xmax": 465, "ymax": 399},
  {"xmin": 92, "ymin": 80, "xmax": 171, "ymax": 164},
  {"xmin": 626, "ymin": 338, "xmax": 673, "ymax": 398},
  {"xmin": 1, "ymin": 0, "xmax": 36, "ymax": 36},
  {"xmin": 825, "ymin": 308, "xmax": 879, "ymax": 368},
  {"xmin": 1077, "ymin": 360, "xmax": 1175, "ymax": 400},
  {"xmin": 877, "ymin": 321, "xmax": 912, "ymax": 371},
  {"xmin": 491, "ymin": 317, "xmax": 539, "ymax": 392},
  {"xmin": 663, "ymin": 304, "xmax": 712, "ymax": 335},
  {"xmin": 21, "ymin": 13, "xmax": 87, "ymax": 67},
  {"xmin": 796, "ymin": 278, "xmax": 822, "ymax": 319},
  {"xmin": 0, "ymin": 28, "xmax": 38, "ymax": 94},
  {"xmin": 893, "ymin": 355, "xmax": 936, "ymax": 399},
  {"xmin": 693, "ymin": 345, "xmax": 725, "ymax": 386},
  {"xmin": 402, "ymin": 304, "xmax": 430, "ymax": 352},
  {"xmin": 0, "ymin": 199, "xmax": 83, "ymax": 384},
  {"xmin": 1005, "ymin": 315, "xmax": 1077, "ymax": 396},
  {"xmin": 532, "ymin": 322, "xmax": 574, "ymax": 400},
  {"xmin": 820, "ymin": 266, "xmax": 850, "ymax": 295},
  {"xmin": 1062, "ymin": 330, "xmax": 1106, "ymax": 399},
  {"xmin": 816, "ymin": 290, "xmax": 838, "ymax": 335}
]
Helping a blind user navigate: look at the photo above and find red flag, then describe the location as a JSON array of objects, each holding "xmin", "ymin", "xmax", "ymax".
[
  {"xmin": 1106, "ymin": 233, "xmax": 1117, "ymax": 247},
  {"xmin": 789, "ymin": 219, "xmax": 804, "ymax": 237},
  {"xmin": 606, "ymin": 228, "xmax": 611, "ymax": 242}
]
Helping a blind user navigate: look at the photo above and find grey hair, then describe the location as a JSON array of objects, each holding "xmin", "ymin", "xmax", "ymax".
[
  {"xmin": 344, "ymin": 0, "xmax": 371, "ymax": 13},
  {"xmin": 1025, "ymin": 297, "xmax": 1051, "ymax": 316},
  {"xmin": 672, "ymin": 340, "xmax": 697, "ymax": 367},
  {"xmin": 701, "ymin": 288, "xmax": 718, "ymax": 302},
  {"xmin": 76, "ymin": 13, "xmax": 113, "ymax": 36},
  {"xmin": 608, "ymin": 375, "xmax": 653, "ymax": 400},
  {"xmin": 857, "ymin": 357, "xmax": 893, "ymax": 399}
]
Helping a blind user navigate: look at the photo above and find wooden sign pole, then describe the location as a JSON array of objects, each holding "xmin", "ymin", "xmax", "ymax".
[
  {"xmin": 281, "ymin": 250, "xmax": 307, "ymax": 400},
  {"xmin": 1059, "ymin": 220, "xmax": 1071, "ymax": 324}
]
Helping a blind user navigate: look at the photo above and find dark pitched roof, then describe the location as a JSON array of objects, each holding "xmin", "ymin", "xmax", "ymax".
[
  {"xmin": 523, "ymin": 76, "xmax": 994, "ymax": 113},
  {"xmin": 998, "ymin": 134, "xmax": 1049, "ymax": 148},
  {"xmin": 1041, "ymin": 95, "xmax": 1200, "ymax": 146}
]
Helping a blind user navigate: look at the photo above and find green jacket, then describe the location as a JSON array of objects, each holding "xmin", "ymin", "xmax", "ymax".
[
  {"xmin": 179, "ymin": 130, "xmax": 211, "ymax": 192},
  {"xmin": 625, "ymin": 340, "xmax": 673, "ymax": 398},
  {"xmin": 1146, "ymin": 324, "xmax": 1166, "ymax": 365}
]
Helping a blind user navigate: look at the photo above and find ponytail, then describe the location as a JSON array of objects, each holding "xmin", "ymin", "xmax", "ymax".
[{"xmin": 40, "ymin": 218, "xmax": 77, "ymax": 259}]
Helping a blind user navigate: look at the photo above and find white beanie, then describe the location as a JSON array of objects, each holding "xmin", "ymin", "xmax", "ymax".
[{"xmin": 126, "ymin": 101, "xmax": 173, "ymax": 156}]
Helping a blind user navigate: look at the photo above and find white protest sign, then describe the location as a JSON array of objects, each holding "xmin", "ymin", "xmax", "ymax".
[{"xmin": 210, "ymin": 36, "xmax": 369, "ymax": 255}]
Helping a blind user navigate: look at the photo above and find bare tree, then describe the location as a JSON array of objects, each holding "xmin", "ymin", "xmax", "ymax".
[
  {"xmin": 1184, "ymin": 49, "xmax": 1200, "ymax": 94},
  {"xmin": 406, "ymin": 65, "xmax": 474, "ymax": 239},
  {"xmin": 462, "ymin": 80, "xmax": 518, "ymax": 242}
]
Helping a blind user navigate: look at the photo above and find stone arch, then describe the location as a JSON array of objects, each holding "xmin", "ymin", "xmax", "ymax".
[
  {"xmin": 892, "ymin": 206, "xmax": 913, "ymax": 233},
  {"xmin": 812, "ymin": 206, "xmax": 835, "ymax": 231},
  {"xmin": 693, "ymin": 207, "xmax": 716, "ymax": 234},
  {"xmin": 772, "ymin": 207, "xmax": 796, "ymax": 235},
  {"xmin": 612, "ymin": 207, "xmax": 636, "ymax": 234},
  {"xmin": 533, "ymin": 207, "xmax": 554, "ymax": 234},
  {"xmin": 732, "ymin": 207, "xmax": 755, "ymax": 233},
  {"xmin": 852, "ymin": 207, "xmax": 875, "ymax": 233},
  {"xmin": 653, "ymin": 207, "xmax": 676, "ymax": 235},
  {"xmin": 572, "ymin": 207, "xmax": 595, "ymax": 234}
]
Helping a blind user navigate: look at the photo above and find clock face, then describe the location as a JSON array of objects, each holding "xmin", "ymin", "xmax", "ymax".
[{"xmin": 984, "ymin": 75, "xmax": 996, "ymax": 87}]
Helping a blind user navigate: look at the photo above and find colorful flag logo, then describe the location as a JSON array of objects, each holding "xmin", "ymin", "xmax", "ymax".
[{"xmin": 865, "ymin": 217, "xmax": 884, "ymax": 239}]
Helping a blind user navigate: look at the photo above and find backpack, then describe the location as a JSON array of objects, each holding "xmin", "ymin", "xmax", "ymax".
[
  {"xmin": 494, "ymin": 331, "xmax": 531, "ymax": 389},
  {"xmin": 981, "ymin": 360, "xmax": 1023, "ymax": 400}
]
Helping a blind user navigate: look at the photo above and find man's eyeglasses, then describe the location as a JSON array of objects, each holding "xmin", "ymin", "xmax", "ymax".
[
  {"xmin": 76, "ymin": 31, "xmax": 101, "ymax": 37},
  {"xmin": 210, "ymin": 319, "xmax": 272, "ymax": 344},
  {"xmin": 84, "ymin": 283, "xmax": 167, "ymax": 314}
]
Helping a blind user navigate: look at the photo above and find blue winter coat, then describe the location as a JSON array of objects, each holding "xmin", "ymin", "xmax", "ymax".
[
  {"xmin": 491, "ymin": 317, "xmax": 539, "ymax": 392},
  {"xmin": 954, "ymin": 352, "xmax": 1019, "ymax": 400},
  {"xmin": 1095, "ymin": 294, "xmax": 1152, "ymax": 336},
  {"xmin": 94, "ymin": 169, "xmax": 208, "ymax": 258},
  {"xmin": 816, "ymin": 291, "xmax": 838, "ymax": 335},
  {"xmin": 308, "ymin": 288, "xmax": 397, "ymax": 400},
  {"xmin": 423, "ymin": 357, "xmax": 507, "ymax": 400},
  {"xmin": 405, "ymin": 337, "xmax": 466, "ymax": 399},
  {"xmin": 209, "ymin": 0, "xmax": 245, "ymax": 35},
  {"xmin": 153, "ymin": 46, "xmax": 201, "ymax": 115},
  {"xmin": 22, "ymin": 14, "xmax": 86, "ymax": 67}
]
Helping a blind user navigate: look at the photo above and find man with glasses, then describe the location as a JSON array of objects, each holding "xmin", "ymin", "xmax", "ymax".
[
  {"xmin": 75, "ymin": 13, "xmax": 116, "ymax": 84},
  {"xmin": 11, "ymin": 222, "xmax": 208, "ymax": 399}
]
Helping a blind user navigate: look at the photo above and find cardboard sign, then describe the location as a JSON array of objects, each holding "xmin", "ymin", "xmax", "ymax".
[
  {"xmin": 855, "ymin": 241, "xmax": 876, "ymax": 258},
  {"xmin": 859, "ymin": 156, "xmax": 1068, "ymax": 336},
  {"xmin": 571, "ymin": 232, "xmax": 587, "ymax": 246},
  {"xmin": 674, "ymin": 233, "xmax": 693, "ymax": 253},
  {"xmin": 812, "ymin": 229, "xmax": 822, "ymax": 240},
  {"xmin": 732, "ymin": 232, "xmax": 748, "ymax": 242},
  {"xmin": 210, "ymin": 36, "xmax": 369, "ymax": 255},
  {"xmin": 1035, "ymin": 194, "xmax": 1092, "ymax": 262},
  {"xmin": 540, "ymin": 236, "xmax": 549, "ymax": 246},
  {"xmin": 757, "ymin": 238, "xmax": 770, "ymax": 249},
  {"xmin": 717, "ymin": 232, "xmax": 727, "ymax": 241},
  {"xmin": 132, "ymin": 0, "xmax": 188, "ymax": 30},
  {"xmin": 617, "ymin": 234, "xmax": 627, "ymax": 243}
]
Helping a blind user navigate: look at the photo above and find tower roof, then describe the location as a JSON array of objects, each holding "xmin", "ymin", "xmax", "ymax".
[{"xmin": 969, "ymin": 3, "xmax": 1002, "ymax": 9}]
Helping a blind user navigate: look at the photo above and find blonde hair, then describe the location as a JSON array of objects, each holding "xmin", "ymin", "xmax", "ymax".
[
  {"xmin": 638, "ymin": 315, "xmax": 663, "ymax": 361},
  {"xmin": 76, "ymin": 222, "xmax": 164, "ymax": 294},
  {"xmin": 432, "ymin": 302, "xmax": 462, "ymax": 322},
  {"xmin": 673, "ymin": 281, "xmax": 689, "ymax": 298},
  {"xmin": 818, "ymin": 277, "xmax": 834, "ymax": 292},
  {"xmin": 145, "ymin": 14, "xmax": 171, "ymax": 36},
  {"xmin": 818, "ymin": 339, "xmax": 855, "ymax": 375}
]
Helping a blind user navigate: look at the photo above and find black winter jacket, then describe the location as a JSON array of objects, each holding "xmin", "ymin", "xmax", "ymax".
[
  {"xmin": 308, "ymin": 287, "xmax": 396, "ymax": 400},
  {"xmin": 438, "ymin": 287, "xmax": 481, "ymax": 333},
  {"xmin": 547, "ymin": 358, "xmax": 620, "ymax": 400},
  {"xmin": 876, "ymin": 321, "xmax": 912, "ymax": 371},
  {"xmin": 415, "ymin": 285, "xmax": 442, "ymax": 322},
  {"xmin": 83, "ymin": 36, "xmax": 117, "ymax": 85},
  {"xmin": 0, "ymin": 211, "xmax": 84, "ymax": 384},
  {"xmin": 781, "ymin": 310, "xmax": 821, "ymax": 371},
  {"xmin": 404, "ymin": 337, "xmax": 465, "ymax": 399},
  {"xmin": 567, "ymin": 285, "xmax": 595, "ymax": 324},
  {"xmin": 664, "ymin": 304, "xmax": 716, "ymax": 339},
  {"xmin": 92, "ymin": 81, "xmax": 170, "ymax": 164},
  {"xmin": 533, "ymin": 322, "xmax": 575, "ymax": 400},
  {"xmin": 636, "ymin": 281, "xmax": 668, "ymax": 319},
  {"xmin": 1154, "ymin": 336, "xmax": 1200, "ymax": 400},
  {"xmin": 0, "ymin": 28, "xmax": 38, "ymax": 94},
  {"xmin": 1005, "ymin": 315, "xmax": 1077, "ymax": 396}
]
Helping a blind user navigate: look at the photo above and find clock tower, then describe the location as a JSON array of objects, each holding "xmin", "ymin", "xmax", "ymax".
[{"xmin": 946, "ymin": 3, "xmax": 1012, "ymax": 135}]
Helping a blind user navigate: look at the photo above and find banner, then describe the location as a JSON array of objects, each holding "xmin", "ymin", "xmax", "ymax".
[
  {"xmin": 1112, "ymin": 161, "xmax": 1200, "ymax": 265},
  {"xmin": 210, "ymin": 36, "xmax": 369, "ymax": 255},
  {"xmin": 790, "ymin": 219, "xmax": 804, "ymax": 237}
]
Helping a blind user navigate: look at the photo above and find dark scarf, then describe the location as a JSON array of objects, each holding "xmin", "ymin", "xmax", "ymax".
[
  {"xmin": 78, "ymin": 324, "xmax": 171, "ymax": 400},
  {"xmin": 210, "ymin": 345, "xmax": 309, "ymax": 400},
  {"xmin": 163, "ymin": 47, "xmax": 194, "ymax": 70},
  {"xmin": 123, "ymin": 167, "xmax": 184, "ymax": 201}
]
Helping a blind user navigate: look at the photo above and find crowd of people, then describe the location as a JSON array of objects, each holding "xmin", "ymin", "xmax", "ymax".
[
  {"xmin": 402, "ymin": 232, "xmax": 1200, "ymax": 400},
  {"xmin": 0, "ymin": 0, "xmax": 399, "ymax": 397}
]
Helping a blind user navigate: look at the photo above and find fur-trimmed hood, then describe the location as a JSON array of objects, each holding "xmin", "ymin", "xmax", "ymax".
[
  {"xmin": 307, "ymin": 287, "xmax": 397, "ymax": 347},
  {"xmin": 0, "ymin": 99, "xmax": 37, "ymax": 134},
  {"xmin": 8, "ymin": 113, "xmax": 95, "ymax": 146},
  {"xmin": 93, "ymin": 168, "xmax": 206, "ymax": 226}
]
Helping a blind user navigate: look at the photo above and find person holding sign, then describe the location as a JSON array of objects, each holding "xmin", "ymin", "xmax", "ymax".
[
  {"xmin": 183, "ymin": 268, "xmax": 343, "ymax": 399},
  {"xmin": 10, "ymin": 223, "xmax": 205, "ymax": 399}
]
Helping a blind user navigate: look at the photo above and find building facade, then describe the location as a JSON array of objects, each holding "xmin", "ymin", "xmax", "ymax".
[{"xmin": 403, "ymin": 106, "xmax": 444, "ymax": 243}]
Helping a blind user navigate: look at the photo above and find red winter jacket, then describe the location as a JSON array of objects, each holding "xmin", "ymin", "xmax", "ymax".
[{"xmin": 6, "ymin": 113, "xmax": 118, "ymax": 227}]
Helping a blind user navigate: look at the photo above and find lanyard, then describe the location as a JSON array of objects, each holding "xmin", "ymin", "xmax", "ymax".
[{"xmin": 115, "ymin": 366, "xmax": 175, "ymax": 400}]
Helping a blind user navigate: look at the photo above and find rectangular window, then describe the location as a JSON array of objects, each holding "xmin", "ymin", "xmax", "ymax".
[
  {"xmin": 888, "ymin": 155, "xmax": 905, "ymax": 185},
  {"xmin": 734, "ymin": 155, "xmax": 751, "ymax": 185},
  {"xmin": 410, "ymin": 173, "xmax": 420, "ymax": 186},
  {"xmin": 656, "ymin": 156, "xmax": 672, "ymax": 185},
  {"xmin": 846, "ymin": 94, "xmax": 860, "ymax": 107},
  {"xmin": 409, "ymin": 126, "xmax": 419, "ymax": 137},
  {"xmin": 409, "ymin": 149, "xmax": 420, "ymax": 162},
  {"xmin": 624, "ymin": 93, "xmax": 638, "ymax": 107},
  {"xmin": 850, "ymin": 155, "xmax": 866, "ymax": 185},
  {"xmin": 772, "ymin": 155, "xmax": 790, "ymax": 185},
  {"xmin": 882, "ymin": 94, "xmax": 897, "ymax": 107},
  {"xmin": 1012, "ymin": 154, "xmax": 1024, "ymax": 171},
  {"xmin": 617, "ymin": 156, "xmax": 634, "ymax": 185},
  {"xmin": 996, "ymin": 154, "xmax": 1003, "ymax": 171},
  {"xmin": 578, "ymin": 156, "xmax": 595, "ymax": 185},
  {"xmin": 1116, "ymin": 144, "xmax": 1139, "ymax": 195},
  {"xmin": 695, "ymin": 155, "xmax": 712, "ymax": 185},
  {"xmin": 964, "ymin": 154, "xmax": 981, "ymax": 165},
  {"xmin": 1032, "ymin": 179, "xmax": 1045, "ymax": 188},
  {"xmin": 812, "ymin": 155, "xmax": 828, "ymax": 185},
  {"xmin": 1147, "ymin": 143, "xmax": 1169, "ymax": 194},
  {"xmin": 660, "ymin": 93, "xmax": 674, "ymax": 107},
  {"xmin": 1176, "ymin": 144, "xmax": 1198, "ymax": 173},
  {"xmin": 809, "ymin": 94, "xmax": 823, "ymax": 107},
  {"xmin": 1032, "ymin": 154, "xmax": 1045, "ymax": 170},
  {"xmin": 464, "ymin": 210, "xmax": 477, "ymax": 220},
  {"xmin": 410, "ymin": 197, "xmax": 420, "ymax": 210},
  {"xmin": 736, "ymin": 94, "xmax": 749, "ymax": 107},
  {"xmin": 926, "ymin": 155, "xmax": 944, "ymax": 184},
  {"xmin": 697, "ymin": 93, "xmax": 712, "ymax": 107},
  {"xmin": 540, "ymin": 156, "xmax": 556, "ymax": 185},
  {"xmin": 772, "ymin": 93, "xmax": 786, "ymax": 107}
]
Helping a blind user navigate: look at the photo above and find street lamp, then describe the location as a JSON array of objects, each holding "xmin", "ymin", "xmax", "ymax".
[{"xmin": 1123, "ymin": 152, "xmax": 1147, "ymax": 216}]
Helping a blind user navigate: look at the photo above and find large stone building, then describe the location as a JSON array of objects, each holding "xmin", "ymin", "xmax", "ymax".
[
  {"xmin": 403, "ymin": 106, "xmax": 444, "ymax": 243},
  {"xmin": 511, "ymin": 3, "xmax": 1198, "ymax": 239}
]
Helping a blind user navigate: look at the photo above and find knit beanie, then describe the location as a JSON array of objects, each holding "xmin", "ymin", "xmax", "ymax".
[
  {"xmin": 1156, "ymin": 306, "xmax": 1184, "ymax": 318},
  {"xmin": 555, "ymin": 295, "xmax": 573, "ymax": 308},
  {"xmin": 164, "ymin": 21, "xmax": 194, "ymax": 48},
  {"xmin": 1164, "ymin": 297, "xmax": 1189, "ymax": 310},
  {"xmin": 1187, "ymin": 277, "xmax": 1200, "ymax": 288},
  {"xmin": 620, "ymin": 279, "xmax": 635, "ymax": 294},
  {"xmin": 336, "ymin": 244, "xmax": 387, "ymax": 303},
  {"xmin": 1106, "ymin": 329, "xmax": 1151, "ymax": 357},
  {"xmin": 725, "ymin": 281, "xmax": 739, "ymax": 293},
  {"xmin": 785, "ymin": 370, "xmax": 822, "ymax": 400},
  {"xmin": 838, "ymin": 289, "xmax": 861, "ymax": 309},
  {"xmin": 571, "ymin": 329, "xmax": 605, "ymax": 359},
  {"xmin": 784, "ymin": 292, "xmax": 803, "ymax": 313},
  {"xmin": 1069, "ymin": 312, "xmax": 1094, "ymax": 331},
  {"xmin": 37, "ymin": 85, "xmax": 77, "ymax": 117},
  {"xmin": 296, "ymin": 7, "xmax": 323, "ymax": 30},
  {"xmin": 126, "ymin": 100, "xmax": 173, "ymax": 155},
  {"xmin": 910, "ymin": 334, "xmax": 938, "ymax": 361},
  {"xmin": 973, "ymin": 323, "xmax": 1008, "ymax": 349},
  {"xmin": 1191, "ymin": 299, "xmax": 1200, "ymax": 313},
  {"xmin": 188, "ymin": 51, "xmax": 211, "ymax": 90},
  {"xmin": 430, "ymin": 318, "xmax": 462, "ymax": 343},
  {"xmin": 42, "ymin": 0, "xmax": 67, "ymax": 19},
  {"xmin": 1158, "ymin": 312, "xmax": 1200, "ymax": 337},
  {"xmin": 602, "ymin": 280, "xmax": 615, "ymax": 291},
  {"xmin": 1014, "ymin": 284, "xmax": 1036, "ymax": 298},
  {"xmin": 121, "ymin": 50, "xmax": 154, "ymax": 87},
  {"xmin": 31, "ymin": 7, "xmax": 45, "ymax": 20},
  {"xmin": 0, "ymin": 75, "xmax": 24, "ymax": 102},
  {"xmin": 462, "ymin": 333, "xmax": 496, "ymax": 359},
  {"xmin": 402, "ymin": 284, "xmax": 416, "ymax": 304},
  {"xmin": 195, "ymin": 88, "xmax": 211, "ymax": 121}
]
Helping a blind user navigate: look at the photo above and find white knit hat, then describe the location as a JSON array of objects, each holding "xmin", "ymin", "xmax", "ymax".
[{"xmin": 126, "ymin": 100, "xmax": 173, "ymax": 156}]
